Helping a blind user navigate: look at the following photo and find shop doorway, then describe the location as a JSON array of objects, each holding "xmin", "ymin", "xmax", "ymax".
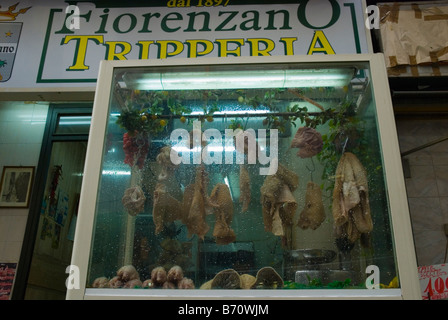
[{"xmin": 12, "ymin": 104, "xmax": 92, "ymax": 300}]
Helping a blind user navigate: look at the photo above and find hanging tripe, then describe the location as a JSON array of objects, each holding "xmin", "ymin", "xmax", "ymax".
[
  {"xmin": 290, "ymin": 127, "xmax": 323, "ymax": 158},
  {"xmin": 152, "ymin": 183, "xmax": 182, "ymax": 234},
  {"xmin": 156, "ymin": 145, "xmax": 179, "ymax": 181},
  {"xmin": 184, "ymin": 165, "xmax": 218, "ymax": 240},
  {"xmin": 332, "ymin": 152, "xmax": 373, "ymax": 244},
  {"xmin": 210, "ymin": 183, "xmax": 236, "ymax": 245},
  {"xmin": 260, "ymin": 163, "xmax": 298, "ymax": 246},
  {"xmin": 297, "ymin": 181, "xmax": 326, "ymax": 230},
  {"xmin": 122, "ymin": 186, "xmax": 146, "ymax": 216}
]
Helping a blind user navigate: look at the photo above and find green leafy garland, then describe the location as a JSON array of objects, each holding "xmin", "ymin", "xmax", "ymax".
[{"xmin": 116, "ymin": 88, "xmax": 377, "ymax": 188}]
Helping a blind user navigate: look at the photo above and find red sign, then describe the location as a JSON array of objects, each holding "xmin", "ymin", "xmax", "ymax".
[
  {"xmin": 0, "ymin": 263, "xmax": 17, "ymax": 300},
  {"xmin": 418, "ymin": 264, "xmax": 448, "ymax": 300}
]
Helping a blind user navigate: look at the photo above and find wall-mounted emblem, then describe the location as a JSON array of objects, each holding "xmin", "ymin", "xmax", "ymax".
[{"xmin": 0, "ymin": 3, "xmax": 31, "ymax": 82}]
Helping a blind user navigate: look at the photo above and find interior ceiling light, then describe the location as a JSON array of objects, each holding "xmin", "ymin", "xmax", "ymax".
[{"xmin": 122, "ymin": 67, "xmax": 355, "ymax": 90}]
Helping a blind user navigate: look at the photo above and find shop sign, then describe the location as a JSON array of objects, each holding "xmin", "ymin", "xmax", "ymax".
[
  {"xmin": 0, "ymin": 0, "xmax": 371, "ymax": 89},
  {"xmin": 418, "ymin": 264, "xmax": 448, "ymax": 300}
]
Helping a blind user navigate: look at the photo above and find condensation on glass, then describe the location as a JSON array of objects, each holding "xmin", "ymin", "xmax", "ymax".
[{"xmin": 87, "ymin": 62, "xmax": 398, "ymax": 291}]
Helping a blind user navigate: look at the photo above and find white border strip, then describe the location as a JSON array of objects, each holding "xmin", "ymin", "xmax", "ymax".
[{"xmin": 85, "ymin": 288, "xmax": 402, "ymax": 300}]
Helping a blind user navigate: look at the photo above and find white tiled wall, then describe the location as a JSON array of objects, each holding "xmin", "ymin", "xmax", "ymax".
[
  {"xmin": 0, "ymin": 101, "xmax": 48, "ymax": 263},
  {"xmin": 397, "ymin": 118, "xmax": 448, "ymax": 266}
]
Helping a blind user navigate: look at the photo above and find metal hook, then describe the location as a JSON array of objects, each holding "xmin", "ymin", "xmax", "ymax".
[
  {"xmin": 341, "ymin": 137, "xmax": 349, "ymax": 154},
  {"xmin": 306, "ymin": 157, "xmax": 316, "ymax": 181},
  {"xmin": 243, "ymin": 113, "xmax": 250, "ymax": 131}
]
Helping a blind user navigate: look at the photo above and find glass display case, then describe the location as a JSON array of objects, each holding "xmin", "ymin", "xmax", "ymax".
[{"xmin": 67, "ymin": 54, "xmax": 420, "ymax": 299}]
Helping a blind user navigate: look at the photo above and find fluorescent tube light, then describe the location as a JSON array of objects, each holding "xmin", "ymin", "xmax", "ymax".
[
  {"xmin": 123, "ymin": 68, "xmax": 354, "ymax": 90},
  {"xmin": 58, "ymin": 115, "xmax": 92, "ymax": 126}
]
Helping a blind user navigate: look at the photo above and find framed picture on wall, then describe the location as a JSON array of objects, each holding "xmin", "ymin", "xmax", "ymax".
[{"xmin": 0, "ymin": 166, "xmax": 35, "ymax": 208}]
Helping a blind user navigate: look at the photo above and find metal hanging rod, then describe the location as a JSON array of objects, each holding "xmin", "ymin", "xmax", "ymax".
[{"xmin": 152, "ymin": 111, "xmax": 324, "ymax": 119}]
